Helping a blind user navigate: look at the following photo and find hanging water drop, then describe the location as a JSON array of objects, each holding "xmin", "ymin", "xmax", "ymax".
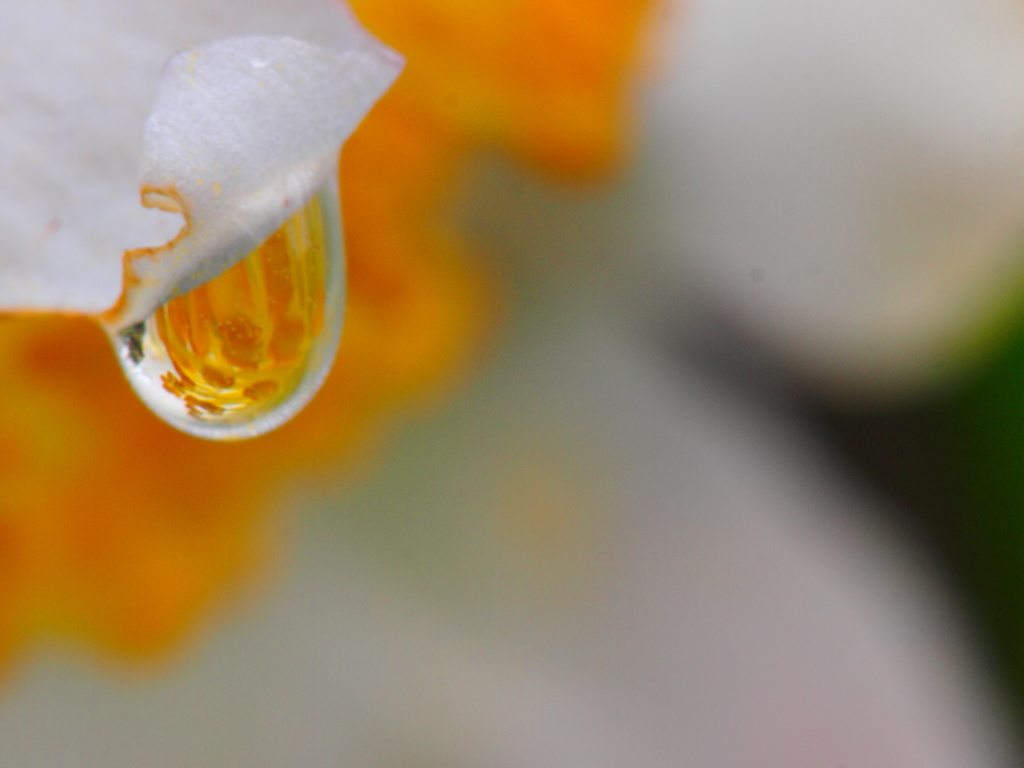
[{"xmin": 109, "ymin": 183, "xmax": 345, "ymax": 441}]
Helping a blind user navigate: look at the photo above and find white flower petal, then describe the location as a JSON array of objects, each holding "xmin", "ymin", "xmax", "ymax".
[
  {"xmin": 0, "ymin": 0, "xmax": 401, "ymax": 321},
  {"xmin": 639, "ymin": 0, "xmax": 1024, "ymax": 394},
  {"xmin": 109, "ymin": 35, "xmax": 398, "ymax": 329}
]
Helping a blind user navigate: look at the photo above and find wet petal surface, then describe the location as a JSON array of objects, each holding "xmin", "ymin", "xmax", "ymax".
[{"xmin": 0, "ymin": 1, "xmax": 400, "ymax": 320}]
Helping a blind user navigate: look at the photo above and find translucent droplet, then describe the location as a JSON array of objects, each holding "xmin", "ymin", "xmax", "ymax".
[{"xmin": 110, "ymin": 183, "xmax": 345, "ymax": 441}]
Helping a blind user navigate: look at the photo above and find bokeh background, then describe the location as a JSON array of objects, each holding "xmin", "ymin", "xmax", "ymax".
[{"xmin": 4, "ymin": 0, "xmax": 1024, "ymax": 765}]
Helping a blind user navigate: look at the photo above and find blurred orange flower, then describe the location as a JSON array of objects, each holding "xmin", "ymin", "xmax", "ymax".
[{"xmin": 0, "ymin": 0, "xmax": 652, "ymax": 668}]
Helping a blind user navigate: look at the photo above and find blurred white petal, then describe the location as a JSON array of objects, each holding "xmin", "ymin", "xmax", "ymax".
[
  {"xmin": 637, "ymin": 0, "xmax": 1024, "ymax": 393},
  {"xmin": 0, "ymin": 304, "xmax": 1014, "ymax": 767}
]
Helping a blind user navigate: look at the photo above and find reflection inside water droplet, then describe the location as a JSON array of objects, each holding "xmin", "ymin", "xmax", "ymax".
[{"xmin": 110, "ymin": 183, "xmax": 345, "ymax": 441}]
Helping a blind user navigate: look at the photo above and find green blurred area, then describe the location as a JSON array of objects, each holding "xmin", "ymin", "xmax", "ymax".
[
  {"xmin": 948, "ymin": 320, "xmax": 1024, "ymax": 709},
  {"xmin": 819, "ymin": 313, "xmax": 1024, "ymax": 717}
]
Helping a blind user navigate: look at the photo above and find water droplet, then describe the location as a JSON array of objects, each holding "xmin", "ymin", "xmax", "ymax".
[{"xmin": 109, "ymin": 183, "xmax": 345, "ymax": 441}]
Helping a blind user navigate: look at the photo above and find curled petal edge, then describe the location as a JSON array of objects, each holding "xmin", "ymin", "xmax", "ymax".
[{"xmin": 100, "ymin": 35, "xmax": 402, "ymax": 331}]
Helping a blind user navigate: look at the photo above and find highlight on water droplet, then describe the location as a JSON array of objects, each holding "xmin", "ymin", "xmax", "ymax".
[{"xmin": 109, "ymin": 183, "xmax": 345, "ymax": 441}]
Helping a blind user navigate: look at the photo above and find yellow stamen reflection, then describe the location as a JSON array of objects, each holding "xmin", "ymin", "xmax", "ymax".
[{"xmin": 118, "ymin": 189, "xmax": 343, "ymax": 439}]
